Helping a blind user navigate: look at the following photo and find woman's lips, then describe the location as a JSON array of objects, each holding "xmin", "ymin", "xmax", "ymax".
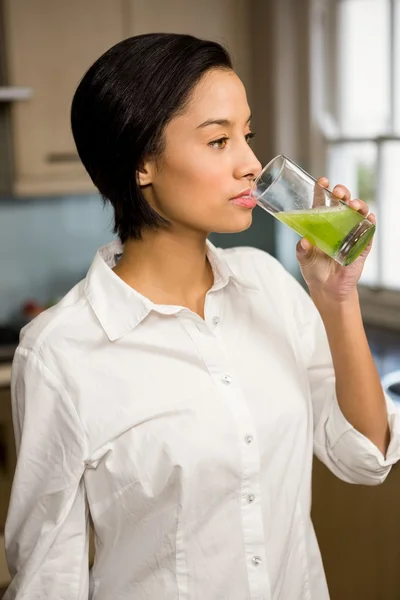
[
  {"xmin": 229, "ymin": 187, "xmax": 255, "ymax": 209},
  {"xmin": 230, "ymin": 195, "xmax": 257, "ymax": 209}
]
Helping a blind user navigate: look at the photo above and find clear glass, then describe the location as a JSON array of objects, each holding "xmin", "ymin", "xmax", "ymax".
[
  {"xmin": 337, "ymin": 0, "xmax": 390, "ymax": 137},
  {"xmin": 327, "ymin": 143, "xmax": 379, "ymax": 284},
  {"xmin": 251, "ymin": 155, "xmax": 376, "ymax": 266}
]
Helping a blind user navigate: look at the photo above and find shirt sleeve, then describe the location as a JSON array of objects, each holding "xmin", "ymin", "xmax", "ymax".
[
  {"xmin": 4, "ymin": 348, "xmax": 89, "ymax": 599},
  {"xmin": 292, "ymin": 276, "xmax": 400, "ymax": 486}
]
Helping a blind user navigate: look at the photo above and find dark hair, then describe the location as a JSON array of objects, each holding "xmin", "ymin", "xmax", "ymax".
[{"xmin": 71, "ymin": 33, "xmax": 233, "ymax": 242}]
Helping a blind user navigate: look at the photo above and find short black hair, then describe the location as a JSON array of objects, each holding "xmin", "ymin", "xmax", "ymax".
[{"xmin": 71, "ymin": 33, "xmax": 233, "ymax": 242}]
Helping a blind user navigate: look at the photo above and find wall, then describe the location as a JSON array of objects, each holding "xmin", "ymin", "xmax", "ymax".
[
  {"xmin": 250, "ymin": 0, "xmax": 312, "ymax": 279},
  {"xmin": 0, "ymin": 195, "xmax": 114, "ymax": 322}
]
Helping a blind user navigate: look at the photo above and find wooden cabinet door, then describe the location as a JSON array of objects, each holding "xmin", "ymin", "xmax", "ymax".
[
  {"xmin": 3, "ymin": 0, "xmax": 127, "ymax": 196},
  {"xmin": 125, "ymin": 0, "xmax": 251, "ymax": 90},
  {"xmin": 312, "ymin": 457, "xmax": 400, "ymax": 599}
]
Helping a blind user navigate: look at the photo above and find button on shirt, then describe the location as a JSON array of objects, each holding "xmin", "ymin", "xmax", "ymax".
[{"xmin": 5, "ymin": 241, "xmax": 400, "ymax": 600}]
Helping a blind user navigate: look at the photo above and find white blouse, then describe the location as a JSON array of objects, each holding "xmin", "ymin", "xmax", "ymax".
[{"xmin": 5, "ymin": 240, "xmax": 400, "ymax": 600}]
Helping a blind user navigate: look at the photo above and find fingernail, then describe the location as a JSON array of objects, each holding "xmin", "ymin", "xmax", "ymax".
[{"xmin": 300, "ymin": 239, "xmax": 308, "ymax": 251}]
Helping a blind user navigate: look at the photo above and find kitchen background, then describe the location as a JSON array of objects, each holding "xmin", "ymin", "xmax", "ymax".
[{"xmin": 0, "ymin": 0, "xmax": 399, "ymax": 598}]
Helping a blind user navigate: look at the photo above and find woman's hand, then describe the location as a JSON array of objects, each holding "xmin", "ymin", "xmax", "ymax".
[{"xmin": 296, "ymin": 177, "xmax": 376, "ymax": 305}]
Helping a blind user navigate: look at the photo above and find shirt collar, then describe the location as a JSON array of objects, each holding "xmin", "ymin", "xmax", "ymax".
[{"xmin": 84, "ymin": 239, "xmax": 257, "ymax": 341}]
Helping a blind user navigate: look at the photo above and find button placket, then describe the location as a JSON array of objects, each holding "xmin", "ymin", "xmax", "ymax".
[
  {"xmin": 179, "ymin": 306, "xmax": 270, "ymax": 599},
  {"xmin": 239, "ymin": 426, "xmax": 270, "ymax": 596},
  {"xmin": 204, "ymin": 289, "xmax": 222, "ymax": 337}
]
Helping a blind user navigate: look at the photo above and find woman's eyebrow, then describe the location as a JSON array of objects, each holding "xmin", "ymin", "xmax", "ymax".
[{"xmin": 197, "ymin": 113, "xmax": 252, "ymax": 129}]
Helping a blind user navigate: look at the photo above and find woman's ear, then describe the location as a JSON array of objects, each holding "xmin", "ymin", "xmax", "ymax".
[{"xmin": 136, "ymin": 159, "xmax": 155, "ymax": 187}]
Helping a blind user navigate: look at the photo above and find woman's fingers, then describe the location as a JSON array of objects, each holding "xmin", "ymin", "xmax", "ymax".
[
  {"xmin": 313, "ymin": 177, "xmax": 330, "ymax": 208},
  {"xmin": 347, "ymin": 198, "xmax": 370, "ymax": 217},
  {"xmin": 332, "ymin": 184, "xmax": 351, "ymax": 202},
  {"xmin": 315, "ymin": 179, "xmax": 374, "ymax": 221},
  {"xmin": 317, "ymin": 176, "xmax": 330, "ymax": 189}
]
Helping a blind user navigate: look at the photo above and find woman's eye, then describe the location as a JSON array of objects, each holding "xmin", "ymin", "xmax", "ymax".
[
  {"xmin": 245, "ymin": 132, "xmax": 256, "ymax": 145},
  {"xmin": 209, "ymin": 137, "xmax": 228, "ymax": 149},
  {"xmin": 209, "ymin": 133, "xmax": 256, "ymax": 150}
]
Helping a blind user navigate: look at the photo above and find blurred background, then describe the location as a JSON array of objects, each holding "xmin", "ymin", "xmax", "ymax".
[{"xmin": 0, "ymin": 0, "xmax": 399, "ymax": 598}]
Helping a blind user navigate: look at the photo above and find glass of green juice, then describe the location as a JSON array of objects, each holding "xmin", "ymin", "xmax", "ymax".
[{"xmin": 251, "ymin": 155, "xmax": 375, "ymax": 266}]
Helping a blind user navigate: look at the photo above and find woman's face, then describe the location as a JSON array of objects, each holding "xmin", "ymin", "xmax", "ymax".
[{"xmin": 139, "ymin": 68, "xmax": 262, "ymax": 235}]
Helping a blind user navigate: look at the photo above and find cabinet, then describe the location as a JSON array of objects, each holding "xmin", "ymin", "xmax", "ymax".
[
  {"xmin": 312, "ymin": 456, "xmax": 400, "ymax": 600},
  {"xmin": 0, "ymin": 0, "xmax": 252, "ymax": 198},
  {"xmin": 0, "ymin": 0, "xmax": 127, "ymax": 196}
]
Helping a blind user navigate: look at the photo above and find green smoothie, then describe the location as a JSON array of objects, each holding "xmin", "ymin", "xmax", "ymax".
[{"xmin": 275, "ymin": 204, "xmax": 375, "ymax": 264}]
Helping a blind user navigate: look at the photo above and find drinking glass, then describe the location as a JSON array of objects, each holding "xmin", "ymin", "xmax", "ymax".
[{"xmin": 251, "ymin": 155, "xmax": 375, "ymax": 266}]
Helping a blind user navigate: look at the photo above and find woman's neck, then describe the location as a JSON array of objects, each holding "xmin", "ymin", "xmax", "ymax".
[{"xmin": 112, "ymin": 229, "xmax": 214, "ymax": 317}]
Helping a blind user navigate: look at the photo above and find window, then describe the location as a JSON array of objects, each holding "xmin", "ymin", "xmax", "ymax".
[{"xmin": 311, "ymin": 0, "xmax": 400, "ymax": 327}]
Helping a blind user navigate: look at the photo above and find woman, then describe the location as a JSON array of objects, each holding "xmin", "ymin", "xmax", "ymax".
[{"xmin": 4, "ymin": 33, "xmax": 400, "ymax": 600}]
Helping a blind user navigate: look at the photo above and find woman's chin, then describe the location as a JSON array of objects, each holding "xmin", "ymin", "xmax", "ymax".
[{"xmin": 211, "ymin": 212, "xmax": 254, "ymax": 234}]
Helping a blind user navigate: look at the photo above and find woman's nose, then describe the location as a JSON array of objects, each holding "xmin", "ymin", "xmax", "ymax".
[{"xmin": 235, "ymin": 149, "xmax": 262, "ymax": 183}]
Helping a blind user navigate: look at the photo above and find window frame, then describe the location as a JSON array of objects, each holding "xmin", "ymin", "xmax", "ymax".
[{"xmin": 310, "ymin": 0, "xmax": 400, "ymax": 329}]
